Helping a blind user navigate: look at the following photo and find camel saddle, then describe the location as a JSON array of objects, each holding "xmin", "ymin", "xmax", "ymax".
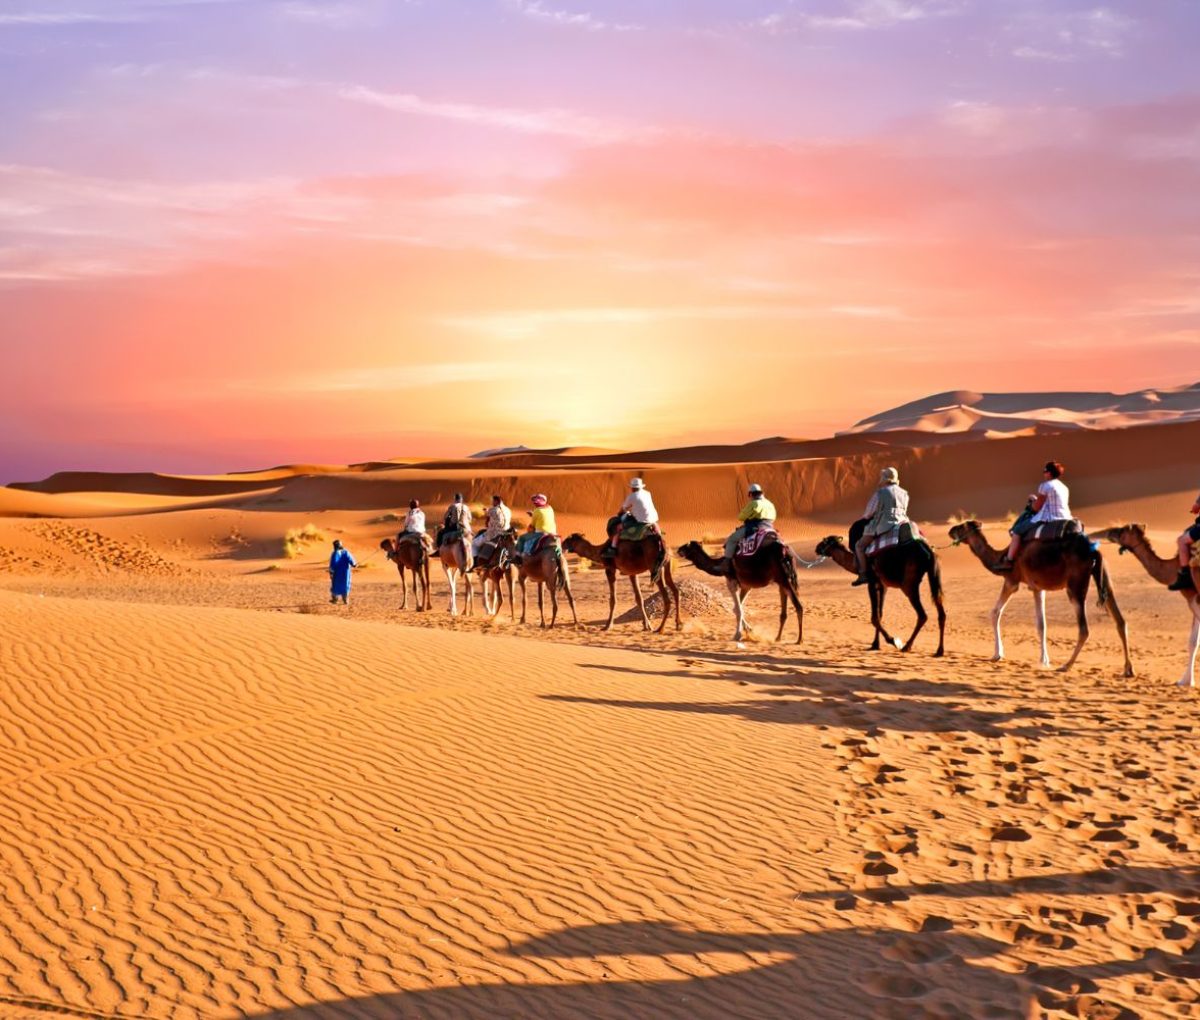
[
  {"xmin": 398, "ymin": 531, "xmax": 428, "ymax": 547},
  {"xmin": 1025, "ymin": 519, "xmax": 1084, "ymax": 542},
  {"xmin": 620, "ymin": 521, "xmax": 660, "ymax": 542},
  {"xmin": 865, "ymin": 521, "xmax": 924, "ymax": 557},
  {"xmin": 736, "ymin": 526, "xmax": 777, "ymax": 558},
  {"xmin": 437, "ymin": 526, "xmax": 466, "ymax": 547},
  {"xmin": 528, "ymin": 533, "xmax": 560, "ymax": 556}
]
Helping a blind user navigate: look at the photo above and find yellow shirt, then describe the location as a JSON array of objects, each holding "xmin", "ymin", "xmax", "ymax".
[
  {"xmin": 529, "ymin": 506, "xmax": 556, "ymax": 534},
  {"xmin": 738, "ymin": 497, "xmax": 776, "ymax": 523}
]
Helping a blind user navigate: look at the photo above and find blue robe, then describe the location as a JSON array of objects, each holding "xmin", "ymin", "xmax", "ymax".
[{"xmin": 329, "ymin": 548, "xmax": 357, "ymax": 597}]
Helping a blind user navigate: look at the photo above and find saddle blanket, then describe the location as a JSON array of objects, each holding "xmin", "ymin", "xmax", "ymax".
[
  {"xmin": 519, "ymin": 533, "xmax": 560, "ymax": 556},
  {"xmin": 398, "ymin": 531, "xmax": 428, "ymax": 546},
  {"xmin": 736, "ymin": 527, "xmax": 777, "ymax": 558},
  {"xmin": 1026, "ymin": 519, "xmax": 1083, "ymax": 542},
  {"xmin": 620, "ymin": 522, "xmax": 661, "ymax": 542},
  {"xmin": 865, "ymin": 521, "xmax": 923, "ymax": 557}
]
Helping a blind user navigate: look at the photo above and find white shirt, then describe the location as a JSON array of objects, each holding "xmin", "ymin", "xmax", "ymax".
[
  {"xmin": 1032, "ymin": 479, "xmax": 1071, "ymax": 523},
  {"xmin": 620, "ymin": 488, "xmax": 659, "ymax": 524},
  {"xmin": 485, "ymin": 502, "xmax": 512, "ymax": 538},
  {"xmin": 403, "ymin": 508, "xmax": 426, "ymax": 533}
]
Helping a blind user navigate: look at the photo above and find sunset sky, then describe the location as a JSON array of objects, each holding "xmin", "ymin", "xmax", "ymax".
[{"xmin": 3, "ymin": 0, "xmax": 1199, "ymax": 479}]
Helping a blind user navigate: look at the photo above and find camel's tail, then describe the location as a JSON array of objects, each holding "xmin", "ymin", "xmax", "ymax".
[
  {"xmin": 556, "ymin": 548, "xmax": 569, "ymax": 591},
  {"xmin": 1091, "ymin": 547, "xmax": 1110, "ymax": 608},
  {"xmin": 925, "ymin": 544, "xmax": 945, "ymax": 608},
  {"xmin": 780, "ymin": 543, "xmax": 800, "ymax": 593}
]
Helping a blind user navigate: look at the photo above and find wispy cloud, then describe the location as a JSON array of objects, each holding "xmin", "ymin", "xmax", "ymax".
[
  {"xmin": 339, "ymin": 84, "xmax": 650, "ymax": 144},
  {"xmin": 510, "ymin": 0, "xmax": 641, "ymax": 33},
  {"xmin": 248, "ymin": 359, "xmax": 560, "ymax": 393},
  {"xmin": 749, "ymin": 0, "xmax": 961, "ymax": 34},
  {"xmin": 1010, "ymin": 6, "xmax": 1135, "ymax": 61}
]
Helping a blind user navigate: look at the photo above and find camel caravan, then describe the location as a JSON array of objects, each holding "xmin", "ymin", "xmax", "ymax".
[{"xmin": 365, "ymin": 465, "xmax": 1200, "ymax": 685}]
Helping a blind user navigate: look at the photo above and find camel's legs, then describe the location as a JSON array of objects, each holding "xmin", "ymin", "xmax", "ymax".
[
  {"xmin": 519, "ymin": 576, "xmax": 528, "ymax": 624},
  {"xmin": 422, "ymin": 561, "xmax": 432, "ymax": 611},
  {"xmin": 603, "ymin": 569, "xmax": 617, "ymax": 631},
  {"xmin": 1099, "ymin": 584, "xmax": 1134, "ymax": 678},
  {"xmin": 446, "ymin": 568, "xmax": 458, "ymax": 616},
  {"xmin": 1058, "ymin": 585, "xmax": 1090, "ymax": 673},
  {"xmin": 775, "ymin": 582, "xmax": 788, "ymax": 642},
  {"xmin": 727, "ymin": 578, "xmax": 747, "ymax": 642},
  {"xmin": 464, "ymin": 572, "xmax": 473, "ymax": 617},
  {"xmin": 630, "ymin": 575, "xmax": 649, "ymax": 632},
  {"xmin": 931, "ymin": 572, "xmax": 946, "ymax": 658},
  {"xmin": 991, "ymin": 581, "xmax": 1019, "ymax": 661},
  {"xmin": 1180, "ymin": 599, "xmax": 1200, "ymax": 688},
  {"xmin": 561, "ymin": 569, "xmax": 578, "ymax": 627},
  {"xmin": 537, "ymin": 582, "xmax": 546, "ymax": 628},
  {"xmin": 653, "ymin": 574, "xmax": 670, "ymax": 635},
  {"xmin": 1033, "ymin": 589, "xmax": 1050, "ymax": 667},
  {"xmin": 663, "ymin": 562, "xmax": 682, "ymax": 631},
  {"xmin": 506, "ymin": 570, "xmax": 515, "ymax": 621},
  {"xmin": 399, "ymin": 567, "xmax": 408, "ymax": 611},
  {"xmin": 900, "ymin": 581, "xmax": 928, "ymax": 653},
  {"xmin": 786, "ymin": 581, "xmax": 803, "ymax": 644},
  {"xmin": 548, "ymin": 577, "xmax": 559, "ymax": 629},
  {"xmin": 869, "ymin": 585, "xmax": 900, "ymax": 650}
]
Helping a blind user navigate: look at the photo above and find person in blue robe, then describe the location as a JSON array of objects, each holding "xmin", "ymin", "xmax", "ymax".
[{"xmin": 328, "ymin": 539, "xmax": 357, "ymax": 604}]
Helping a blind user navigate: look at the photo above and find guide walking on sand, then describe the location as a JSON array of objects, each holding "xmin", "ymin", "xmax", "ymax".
[{"xmin": 328, "ymin": 539, "xmax": 357, "ymax": 605}]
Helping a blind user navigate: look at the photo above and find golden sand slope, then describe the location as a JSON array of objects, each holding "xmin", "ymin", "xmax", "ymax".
[{"xmin": 2, "ymin": 583, "xmax": 1200, "ymax": 1019}]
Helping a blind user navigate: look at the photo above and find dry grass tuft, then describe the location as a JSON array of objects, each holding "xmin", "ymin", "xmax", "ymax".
[{"xmin": 283, "ymin": 523, "xmax": 326, "ymax": 559}]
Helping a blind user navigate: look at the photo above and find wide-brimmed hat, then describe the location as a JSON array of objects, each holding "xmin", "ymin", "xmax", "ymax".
[
  {"xmin": 629, "ymin": 477, "xmax": 644, "ymax": 489},
  {"xmin": 748, "ymin": 483, "xmax": 763, "ymax": 495},
  {"xmin": 880, "ymin": 467, "xmax": 899, "ymax": 485}
]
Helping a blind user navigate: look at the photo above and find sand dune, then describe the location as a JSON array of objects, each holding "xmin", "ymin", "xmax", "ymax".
[
  {"xmin": 2, "ymin": 561, "xmax": 1199, "ymax": 1018},
  {"xmin": 847, "ymin": 383, "xmax": 1200, "ymax": 435}
]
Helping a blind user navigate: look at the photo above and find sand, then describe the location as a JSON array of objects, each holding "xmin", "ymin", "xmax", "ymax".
[{"xmin": 1, "ymin": 422, "xmax": 1199, "ymax": 1018}]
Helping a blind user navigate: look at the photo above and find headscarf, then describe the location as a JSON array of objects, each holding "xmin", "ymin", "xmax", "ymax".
[
  {"xmin": 880, "ymin": 467, "xmax": 899, "ymax": 485},
  {"xmin": 531, "ymin": 493, "xmax": 548, "ymax": 507}
]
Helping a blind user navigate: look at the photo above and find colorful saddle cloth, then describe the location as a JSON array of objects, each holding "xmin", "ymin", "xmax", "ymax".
[
  {"xmin": 517, "ymin": 532, "xmax": 560, "ymax": 556},
  {"xmin": 865, "ymin": 521, "xmax": 923, "ymax": 557},
  {"xmin": 1025, "ymin": 519, "xmax": 1083, "ymax": 542},
  {"xmin": 736, "ymin": 526, "xmax": 777, "ymax": 558},
  {"xmin": 619, "ymin": 521, "xmax": 660, "ymax": 542}
]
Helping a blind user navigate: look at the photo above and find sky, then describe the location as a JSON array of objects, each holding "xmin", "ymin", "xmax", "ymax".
[{"xmin": 2, "ymin": 0, "xmax": 1199, "ymax": 480}]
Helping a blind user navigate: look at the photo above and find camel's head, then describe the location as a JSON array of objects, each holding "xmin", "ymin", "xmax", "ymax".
[
  {"xmin": 562, "ymin": 533, "xmax": 584, "ymax": 553},
  {"xmin": 676, "ymin": 541, "xmax": 702, "ymax": 562},
  {"xmin": 1095, "ymin": 523, "xmax": 1146, "ymax": 553},
  {"xmin": 948, "ymin": 520, "xmax": 981, "ymax": 544},
  {"xmin": 814, "ymin": 535, "xmax": 843, "ymax": 557},
  {"xmin": 379, "ymin": 538, "xmax": 396, "ymax": 558}
]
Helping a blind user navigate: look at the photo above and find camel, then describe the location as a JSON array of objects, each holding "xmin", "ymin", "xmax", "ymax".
[
  {"xmin": 676, "ymin": 537, "xmax": 802, "ymax": 643},
  {"xmin": 514, "ymin": 538, "xmax": 578, "ymax": 628},
  {"xmin": 562, "ymin": 531, "xmax": 681, "ymax": 633},
  {"xmin": 948, "ymin": 520, "xmax": 1133, "ymax": 677},
  {"xmin": 438, "ymin": 530, "xmax": 474, "ymax": 616},
  {"xmin": 1096, "ymin": 524, "xmax": 1200, "ymax": 687},
  {"xmin": 474, "ymin": 530, "xmax": 516, "ymax": 620},
  {"xmin": 815, "ymin": 522, "xmax": 945, "ymax": 656},
  {"xmin": 379, "ymin": 535, "xmax": 433, "ymax": 611}
]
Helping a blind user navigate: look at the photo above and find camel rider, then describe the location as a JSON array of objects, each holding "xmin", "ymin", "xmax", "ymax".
[
  {"xmin": 605, "ymin": 477, "xmax": 660, "ymax": 558},
  {"xmin": 1168, "ymin": 488, "xmax": 1200, "ymax": 591},
  {"xmin": 515, "ymin": 493, "xmax": 556, "ymax": 560},
  {"xmin": 724, "ymin": 484, "xmax": 776, "ymax": 558},
  {"xmin": 853, "ymin": 467, "xmax": 909, "ymax": 586},
  {"xmin": 997, "ymin": 461, "xmax": 1070, "ymax": 570},
  {"xmin": 472, "ymin": 494, "xmax": 512, "ymax": 560},
  {"xmin": 328, "ymin": 539, "xmax": 357, "ymax": 605},
  {"xmin": 401, "ymin": 499, "xmax": 433, "ymax": 551},
  {"xmin": 442, "ymin": 493, "xmax": 473, "ymax": 543}
]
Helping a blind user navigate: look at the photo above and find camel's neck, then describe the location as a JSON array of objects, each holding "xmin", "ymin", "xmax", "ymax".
[
  {"xmin": 825, "ymin": 545, "xmax": 857, "ymax": 574},
  {"xmin": 569, "ymin": 538, "xmax": 607, "ymax": 563},
  {"xmin": 686, "ymin": 548, "xmax": 728, "ymax": 577},
  {"xmin": 1125, "ymin": 536, "xmax": 1177, "ymax": 585},
  {"xmin": 964, "ymin": 531, "xmax": 1006, "ymax": 571}
]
